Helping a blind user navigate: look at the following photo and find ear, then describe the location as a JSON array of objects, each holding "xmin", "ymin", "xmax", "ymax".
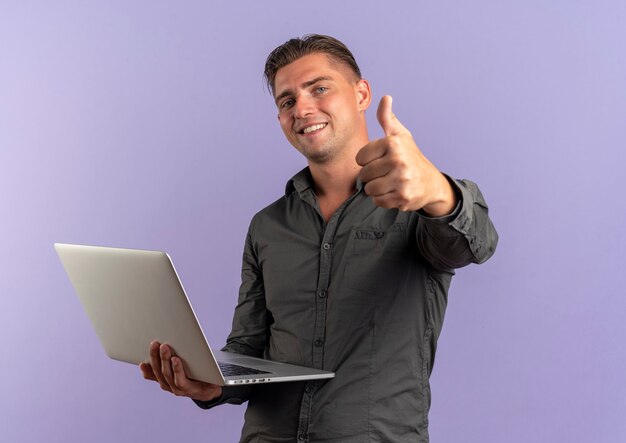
[{"xmin": 356, "ymin": 79, "xmax": 372, "ymax": 111}]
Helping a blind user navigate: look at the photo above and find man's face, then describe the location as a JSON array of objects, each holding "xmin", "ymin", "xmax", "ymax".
[{"xmin": 273, "ymin": 53, "xmax": 370, "ymax": 164}]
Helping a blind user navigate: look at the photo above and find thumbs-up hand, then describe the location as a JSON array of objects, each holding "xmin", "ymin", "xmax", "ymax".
[{"xmin": 356, "ymin": 96, "xmax": 457, "ymax": 216}]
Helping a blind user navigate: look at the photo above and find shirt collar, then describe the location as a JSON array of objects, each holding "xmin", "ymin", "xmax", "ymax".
[
  {"xmin": 285, "ymin": 167, "xmax": 314, "ymax": 196},
  {"xmin": 285, "ymin": 166, "xmax": 365, "ymax": 196}
]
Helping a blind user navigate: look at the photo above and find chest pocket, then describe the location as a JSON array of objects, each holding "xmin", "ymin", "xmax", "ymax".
[{"xmin": 345, "ymin": 223, "xmax": 410, "ymax": 295}]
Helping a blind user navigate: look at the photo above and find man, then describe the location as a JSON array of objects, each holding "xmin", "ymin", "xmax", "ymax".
[{"xmin": 141, "ymin": 34, "xmax": 498, "ymax": 442}]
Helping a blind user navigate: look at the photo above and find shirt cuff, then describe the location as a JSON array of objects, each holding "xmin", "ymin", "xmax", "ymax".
[
  {"xmin": 192, "ymin": 384, "xmax": 252, "ymax": 409},
  {"xmin": 417, "ymin": 174, "xmax": 464, "ymax": 224}
]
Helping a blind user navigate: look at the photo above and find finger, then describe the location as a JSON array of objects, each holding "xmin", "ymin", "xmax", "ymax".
[
  {"xmin": 139, "ymin": 363, "xmax": 157, "ymax": 382},
  {"xmin": 149, "ymin": 341, "xmax": 165, "ymax": 381},
  {"xmin": 171, "ymin": 357, "xmax": 223, "ymax": 401},
  {"xmin": 364, "ymin": 177, "xmax": 396, "ymax": 197},
  {"xmin": 150, "ymin": 341, "xmax": 171, "ymax": 391},
  {"xmin": 171, "ymin": 356, "xmax": 197, "ymax": 396},
  {"xmin": 170, "ymin": 357, "xmax": 210, "ymax": 392},
  {"xmin": 356, "ymin": 138, "xmax": 387, "ymax": 167},
  {"xmin": 360, "ymin": 163, "xmax": 390, "ymax": 185},
  {"xmin": 359, "ymin": 158, "xmax": 393, "ymax": 186},
  {"xmin": 371, "ymin": 192, "xmax": 402, "ymax": 210},
  {"xmin": 371, "ymin": 191, "xmax": 419, "ymax": 212},
  {"xmin": 171, "ymin": 357, "xmax": 187, "ymax": 388},
  {"xmin": 377, "ymin": 95, "xmax": 408, "ymax": 137},
  {"xmin": 159, "ymin": 344, "xmax": 176, "ymax": 388}
]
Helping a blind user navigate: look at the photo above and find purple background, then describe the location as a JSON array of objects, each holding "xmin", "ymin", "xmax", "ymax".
[{"xmin": 2, "ymin": 1, "xmax": 625, "ymax": 442}]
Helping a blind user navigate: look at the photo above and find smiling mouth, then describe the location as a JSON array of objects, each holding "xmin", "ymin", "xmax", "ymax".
[{"xmin": 299, "ymin": 123, "xmax": 327, "ymax": 134}]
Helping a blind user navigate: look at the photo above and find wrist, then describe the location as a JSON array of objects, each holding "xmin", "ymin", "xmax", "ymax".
[
  {"xmin": 195, "ymin": 386, "xmax": 223, "ymax": 402},
  {"xmin": 422, "ymin": 173, "xmax": 457, "ymax": 217}
]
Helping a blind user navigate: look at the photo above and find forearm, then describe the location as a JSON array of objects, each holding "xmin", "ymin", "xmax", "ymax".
[
  {"xmin": 417, "ymin": 177, "xmax": 498, "ymax": 271},
  {"xmin": 421, "ymin": 172, "xmax": 459, "ymax": 217}
]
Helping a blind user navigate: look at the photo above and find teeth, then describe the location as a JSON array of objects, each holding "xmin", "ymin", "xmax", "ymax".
[{"xmin": 302, "ymin": 123, "xmax": 327, "ymax": 134}]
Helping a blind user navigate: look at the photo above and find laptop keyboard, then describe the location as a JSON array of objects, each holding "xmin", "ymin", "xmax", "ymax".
[{"xmin": 218, "ymin": 362, "xmax": 271, "ymax": 377}]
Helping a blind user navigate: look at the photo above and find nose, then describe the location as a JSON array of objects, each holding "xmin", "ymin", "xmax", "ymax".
[{"xmin": 294, "ymin": 94, "xmax": 315, "ymax": 119}]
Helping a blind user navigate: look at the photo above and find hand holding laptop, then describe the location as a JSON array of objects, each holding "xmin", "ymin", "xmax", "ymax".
[
  {"xmin": 55, "ymin": 243, "xmax": 334, "ymax": 388},
  {"xmin": 139, "ymin": 341, "xmax": 223, "ymax": 402}
]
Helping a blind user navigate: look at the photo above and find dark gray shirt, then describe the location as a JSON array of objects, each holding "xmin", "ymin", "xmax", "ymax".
[{"xmin": 196, "ymin": 167, "xmax": 498, "ymax": 443}]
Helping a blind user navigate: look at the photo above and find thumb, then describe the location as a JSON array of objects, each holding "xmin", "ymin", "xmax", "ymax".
[{"xmin": 377, "ymin": 95, "xmax": 407, "ymax": 136}]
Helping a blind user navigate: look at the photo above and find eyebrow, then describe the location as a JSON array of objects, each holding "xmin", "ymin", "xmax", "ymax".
[{"xmin": 274, "ymin": 76, "xmax": 333, "ymax": 105}]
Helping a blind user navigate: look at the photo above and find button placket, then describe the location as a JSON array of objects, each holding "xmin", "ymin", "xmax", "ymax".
[{"xmin": 296, "ymin": 191, "xmax": 360, "ymax": 442}]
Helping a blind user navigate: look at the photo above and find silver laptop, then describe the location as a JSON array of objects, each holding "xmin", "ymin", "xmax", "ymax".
[{"xmin": 54, "ymin": 243, "xmax": 334, "ymax": 386}]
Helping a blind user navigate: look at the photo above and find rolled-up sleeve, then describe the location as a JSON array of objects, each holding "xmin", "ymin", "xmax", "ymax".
[
  {"xmin": 224, "ymin": 219, "xmax": 270, "ymax": 357},
  {"xmin": 193, "ymin": 219, "xmax": 269, "ymax": 410},
  {"xmin": 193, "ymin": 384, "xmax": 253, "ymax": 409},
  {"xmin": 417, "ymin": 176, "xmax": 498, "ymax": 272}
]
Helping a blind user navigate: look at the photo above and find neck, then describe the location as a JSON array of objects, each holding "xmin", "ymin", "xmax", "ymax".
[{"xmin": 308, "ymin": 160, "xmax": 361, "ymax": 199}]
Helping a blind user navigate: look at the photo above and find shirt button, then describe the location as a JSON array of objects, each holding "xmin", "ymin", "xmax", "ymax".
[
  {"xmin": 297, "ymin": 433, "xmax": 306, "ymax": 441},
  {"xmin": 314, "ymin": 339, "xmax": 323, "ymax": 347},
  {"xmin": 318, "ymin": 290, "xmax": 327, "ymax": 298},
  {"xmin": 305, "ymin": 385, "xmax": 313, "ymax": 394},
  {"xmin": 322, "ymin": 243, "xmax": 331, "ymax": 250},
  {"xmin": 375, "ymin": 231, "xmax": 384, "ymax": 239}
]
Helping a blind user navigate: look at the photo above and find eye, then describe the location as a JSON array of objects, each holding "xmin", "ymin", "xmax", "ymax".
[
  {"xmin": 280, "ymin": 99, "xmax": 295, "ymax": 110},
  {"xmin": 315, "ymin": 86, "xmax": 328, "ymax": 94}
]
